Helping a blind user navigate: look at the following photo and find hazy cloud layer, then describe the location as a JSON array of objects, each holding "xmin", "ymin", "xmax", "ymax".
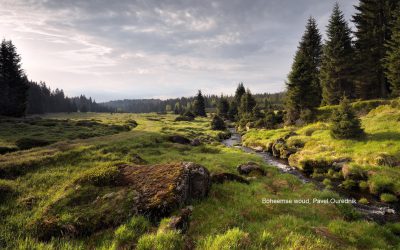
[{"xmin": 0, "ymin": 0, "xmax": 357, "ymax": 101}]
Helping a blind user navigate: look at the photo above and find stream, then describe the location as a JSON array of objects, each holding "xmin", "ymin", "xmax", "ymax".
[{"xmin": 222, "ymin": 128, "xmax": 399, "ymax": 223}]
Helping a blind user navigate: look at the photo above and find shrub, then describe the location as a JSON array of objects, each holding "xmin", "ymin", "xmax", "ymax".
[
  {"xmin": 368, "ymin": 175, "xmax": 395, "ymax": 195},
  {"xmin": 340, "ymin": 179, "xmax": 357, "ymax": 190},
  {"xmin": 15, "ymin": 138, "xmax": 53, "ymax": 150},
  {"xmin": 136, "ymin": 230, "xmax": 183, "ymax": 250},
  {"xmin": 380, "ymin": 193, "xmax": 398, "ymax": 203},
  {"xmin": 330, "ymin": 97, "xmax": 364, "ymax": 139},
  {"xmin": 183, "ymin": 110, "xmax": 195, "ymax": 119},
  {"xmin": 199, "ymin": 228, "xmax": 249, "ymax": 250},
  {"xmin": 211, "ymin": 115, "xmax": 226, "ymax": 130},
  {"xmin": 322, "ymin": 178, "xmax": 332, "ymax": 186},
  {"xmin": 358, "ymin": 198, "xmax": 369, "ymax": 205}
]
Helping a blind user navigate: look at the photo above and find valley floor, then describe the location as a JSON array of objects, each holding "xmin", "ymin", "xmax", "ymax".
[{"xmin": 0, "ymin": 112, "xmax": 399, "ymax": 249}]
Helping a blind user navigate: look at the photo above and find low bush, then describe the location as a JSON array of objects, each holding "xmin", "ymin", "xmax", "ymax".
[
  {"xmin": 358, "ymin": 198, "xmax": 369, "ymax": 205},
  {"xmin": 211, "ymin": 115, "xmax": 226, "ymax": 130},
  {"xmin": 216, "ymin": 131, "xmax": 231, "ymax": 141},
  {"xmin": 15, "ymin": 138, "xmax": 53, "ymax": 150},
  {"xmin": 340, "ymin": 179, "xmax": 357, "ymax": 190},
  {"xmin": 368, "ymin": 175, "xmax": 395, "ymax": 195}
]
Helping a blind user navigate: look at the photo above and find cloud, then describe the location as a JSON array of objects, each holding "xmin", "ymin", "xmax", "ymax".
[{"xmin": 0, "ymin": 0, "xmax": 358, "ymax": 101}]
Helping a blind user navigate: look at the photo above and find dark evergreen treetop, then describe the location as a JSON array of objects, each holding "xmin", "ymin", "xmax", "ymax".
[
  {"xmin": 384, "ymin": 4, "xmax": 400, "ymax": 97},
  {"xmin": 285, "ymin": 17, "xmax": 322, "ymax": 124},
  {"xmin": 234, "ymin": 82, "xmax": 246, "ymax": 104},
  {"xmin": 193, "ymin": 90, "xmax": 206, "ymax": 117},
  {"xmin": 239, "ymin": 89, "xmax": 257, "ymax": 115},
  {"xmin": 0, "ymin": 39, "xmax": 29, "ymax": 117},
  {"xmin": 217, "ymin": 95, "xmax": 230, "ymax": 119},
  {"xmin": 320, "ymin": 3, "xmax": 355, "ymax": 105}
]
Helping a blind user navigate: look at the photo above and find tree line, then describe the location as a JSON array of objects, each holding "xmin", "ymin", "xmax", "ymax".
[
  {"xmin": 101, "ymin": 91, "xmax": 284, "ymax": 114},
  {"xmin": 0, "ymin": 39, "xmax": 111, "ymax": 117},
  {"xmin": 285, "ymin": 1, "xmax": 400, "ymax": 125}
]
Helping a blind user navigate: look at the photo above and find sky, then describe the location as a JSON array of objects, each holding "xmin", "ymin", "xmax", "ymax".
[{"xmin": 0, "ymin": 0, "xmax": 358, "ymax": 102}]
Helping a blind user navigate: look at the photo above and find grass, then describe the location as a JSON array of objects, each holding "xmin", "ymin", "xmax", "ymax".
[
  {"xmin": 0, "ymin": 112, "xmax": 399, "ymax": 249},
  {"xmin": 242, "ymin": 100, "xmax": 400, "ymax": 200}
]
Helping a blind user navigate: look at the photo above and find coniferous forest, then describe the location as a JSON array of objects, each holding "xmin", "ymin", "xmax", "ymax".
[{"xmin": 1, "ymin": 1, "xmax": 400, "ymax": 249}]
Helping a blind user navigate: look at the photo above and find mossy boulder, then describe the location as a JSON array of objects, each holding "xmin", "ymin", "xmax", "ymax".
[
  {"xmin": 237, "ymin": 162, "xmax": 266, "ymax": 176},
  {"xmin": 30, "ymin": 162, "xmax": 210, "ymax": 240}
]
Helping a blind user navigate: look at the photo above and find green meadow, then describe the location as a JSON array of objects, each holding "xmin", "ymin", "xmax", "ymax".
[{"xmin": 1, "ymin": 112, "xmax": 399, "ymax": 249}]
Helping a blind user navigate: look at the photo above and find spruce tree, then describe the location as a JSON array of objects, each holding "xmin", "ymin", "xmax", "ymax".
[
  {"xmin": 227, "ymin": 101, "xmax": 238, "ymax": 121},
  {"xmin": 217, "ymin": 96, "xmax": 230, "ymax": 118},
  {"xmin": 211, "ymin": 115, "xmax": 226, "ymax": 130},
  {"xmin": 234, "ymin": 82, "xmax": 246, "ymax": 104},
  {"xmin": 0, "ymin": 39, "xmax": 29, "ymax": 117},
  {"xmin": 330, "ymin": 97, "xmax": 364, "ymax": 139},
  {"xmin": 353, "ymin": 0, "xmax": 398, "ymax": 99},
  {"xmin": 285, "ymin": 17, "xmax": 322, "ymax": 125},
  {"xmin": 173, "ymin": 102, "xmax": 181, "ymax": 114},
  {"xmin": 193, "ymin": 90, "xmax": 206, "ymax": 117},
  {"xmin": 321, "ymin": 3, "xmax": 355, "ymax": 105},
  {"xmin": 384, "ymin": 5, "xmax": 400, "ymax": 97},
  {"xmin": 239, "ymin": 89, "xmax": 256, "ymax": 115}
]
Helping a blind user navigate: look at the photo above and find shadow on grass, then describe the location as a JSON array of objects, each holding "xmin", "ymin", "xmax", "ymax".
[{"xmin": 367, "ymin": 131, "xmax": 400, "ymax": 141}]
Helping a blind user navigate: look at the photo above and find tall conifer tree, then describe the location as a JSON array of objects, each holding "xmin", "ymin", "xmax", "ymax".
[
  {"xmin": 384, "ymin": 4, "xmax": 400, "ymax": 97},
  {"xmin": 321, "ymin": 3, "xmax": 355, "ymax": 105},
  {"xmin": 193, "ymin": 90, "xmax": 206, "ymax": 117},
  {"xmin": 353, "ymin": 0, "xmax": 398, "ymax": 99},
  {"xmin": 285, "ymin": 17, "xmax": 322, "ymax": 124},
  {"xmin": 0, "ymin": 39, "xmax": 29, "ymax": 117}
]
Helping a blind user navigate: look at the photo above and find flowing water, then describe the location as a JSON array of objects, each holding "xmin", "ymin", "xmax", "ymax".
[{"xmin": 222, "ymin": 128, "xmax": 398, "ymax": 223}]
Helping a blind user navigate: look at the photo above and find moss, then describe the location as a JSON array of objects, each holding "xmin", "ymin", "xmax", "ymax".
[
  {"xmin": 380, "ymin": 193, "xmax": 398, "ymax": 203},
  {"xmin": 322, "ymin": 178, "xmax": 332, "ymax": 186},
  {"xmin": 74, "ymin": 165, "xmax": 121, "ymax": 186},
  {"xmin": 340, "ymin": 179, "xmax": 357, "ymax": 190}
]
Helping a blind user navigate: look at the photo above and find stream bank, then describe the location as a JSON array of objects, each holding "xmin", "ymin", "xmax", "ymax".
[{"xmin": 222, "ymin": 128, "xmax": 399, "ymax": 223}]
